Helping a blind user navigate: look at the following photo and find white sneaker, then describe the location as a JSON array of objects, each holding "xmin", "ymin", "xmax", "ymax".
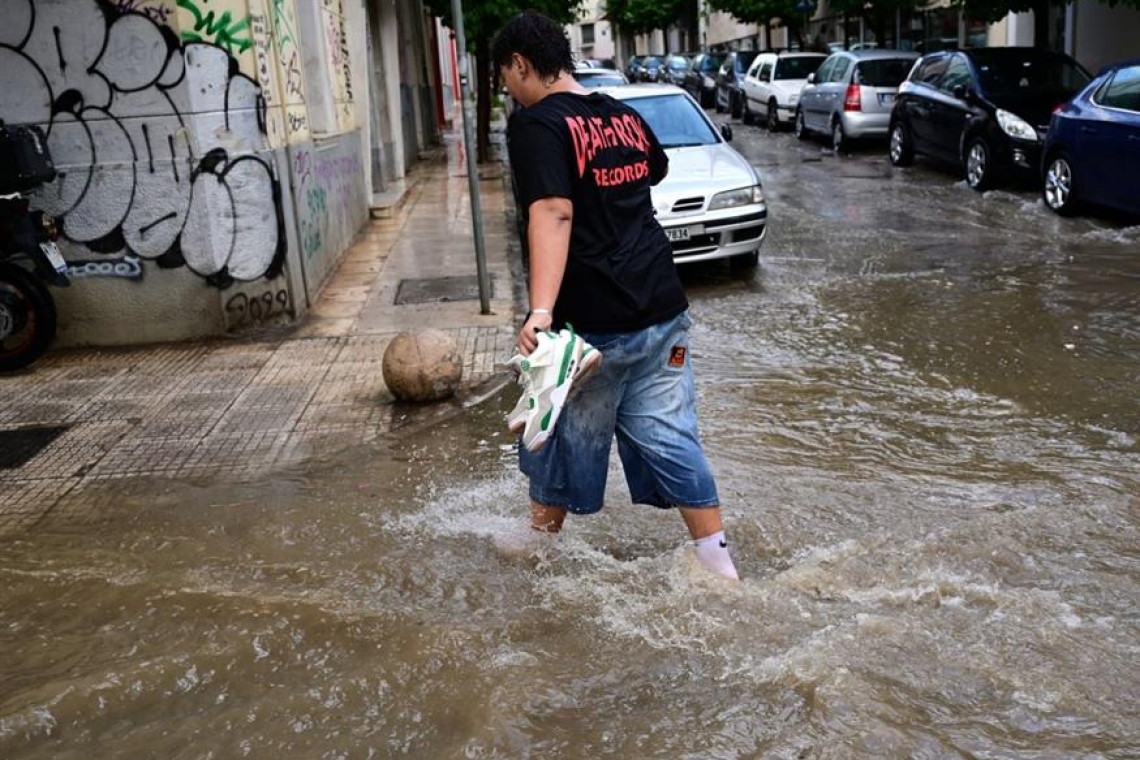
[{"xmin": 506, "ymin": 326, "xmax": 601, "ymax": 453}]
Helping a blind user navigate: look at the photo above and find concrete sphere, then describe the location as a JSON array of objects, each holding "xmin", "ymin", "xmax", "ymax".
[{"xmin": 382, "ymin": 329, "xmax": 463, "ymax": 402}]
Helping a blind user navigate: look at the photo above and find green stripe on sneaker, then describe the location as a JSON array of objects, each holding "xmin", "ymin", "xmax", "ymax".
[{"xmin": 556, "ymin": 337, "xmax": 576, "ymax": 385}]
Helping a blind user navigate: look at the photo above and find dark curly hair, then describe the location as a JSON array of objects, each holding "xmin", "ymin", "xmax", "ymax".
[{"xmin": 491, "ymin": 10, "xmax": 574, "ymax": 80}]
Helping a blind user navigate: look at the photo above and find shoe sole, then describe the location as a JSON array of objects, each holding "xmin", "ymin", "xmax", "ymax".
[{"xmin": 524, "ymin": 349, "xmax": 602, "ymax": 453}]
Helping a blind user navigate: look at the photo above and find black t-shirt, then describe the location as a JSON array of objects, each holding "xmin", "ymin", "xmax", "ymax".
[{"xmin": 508, "ymin": 91, "xmax": 688, "ymax": 333}]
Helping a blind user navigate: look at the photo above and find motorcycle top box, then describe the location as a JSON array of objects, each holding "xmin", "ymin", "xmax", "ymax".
[{"xmin": 0, "ymin": 123, "xmax": 56, "ymax": 195}]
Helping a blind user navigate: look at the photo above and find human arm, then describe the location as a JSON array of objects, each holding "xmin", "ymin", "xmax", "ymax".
[{"xmin": 517, "ymin": 196, "xmax": 573, "ymax": 354}]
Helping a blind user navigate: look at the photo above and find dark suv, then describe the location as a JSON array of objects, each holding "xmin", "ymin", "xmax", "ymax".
[
  {"xmin": 684, "ymin": 52, "xmax": 727, "ymax": 107},
  {"xmin": 715, "ymin": 51, "xmax": 759, "ymax": 118},
  {"xmin": 889, "ymin": 47, "xmax": 1090, "ymax": 190}
]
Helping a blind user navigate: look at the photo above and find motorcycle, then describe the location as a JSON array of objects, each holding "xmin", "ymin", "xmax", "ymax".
[{"xmin": 0, "ymin": 122, "xmax": 69, "ymax": 371}]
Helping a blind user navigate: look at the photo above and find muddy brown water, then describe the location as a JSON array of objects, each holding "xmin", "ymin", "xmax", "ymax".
[{"xmin": 2, "ymin": 130, "xmax": 1139, "ymax": 759}]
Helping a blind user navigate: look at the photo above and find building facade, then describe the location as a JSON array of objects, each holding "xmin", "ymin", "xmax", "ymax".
[
  {"xmin": 567, "ymin": 0, "xmax": 617, "ymax": 63},
  {"xmin": 0, "ymin": 0, "xmax": 439, "ymax": 348},
  {"xmin": 698, "ymin": 0, "xmax": 1140, "ymax": 73}
]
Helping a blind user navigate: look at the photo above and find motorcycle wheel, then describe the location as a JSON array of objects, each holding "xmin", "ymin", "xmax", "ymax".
[{"xmin": 0, "ymin": 262, "xmax": 57, "ymax": 371}]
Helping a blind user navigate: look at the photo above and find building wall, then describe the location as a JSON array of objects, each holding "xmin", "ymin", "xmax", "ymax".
[
  {"xmin": 1071, "ymin": 0, "xmax": 1140, "ymax": 73},
  {"xmin": 0, "ymin": 0, "xmax": 376, "ymax": 346},
  {"xmin": 567, "ymin": 0, "xmax": 615, "ymax": 62}
]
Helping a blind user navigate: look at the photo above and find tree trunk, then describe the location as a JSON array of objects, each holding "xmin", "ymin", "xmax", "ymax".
[{"xmin": 476, "ymin": 36, "xmax": 491, "ymax": 164}]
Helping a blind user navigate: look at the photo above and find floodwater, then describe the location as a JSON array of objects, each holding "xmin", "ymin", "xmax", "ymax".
[{"xmin": 3, "ymin": 129, "xmax": 1139, "ymax": 758}]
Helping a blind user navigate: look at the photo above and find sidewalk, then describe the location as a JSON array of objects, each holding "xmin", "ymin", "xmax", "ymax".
[{"xmin": 0, "ymin": 127, "xmax": 522, "ymax": 536}]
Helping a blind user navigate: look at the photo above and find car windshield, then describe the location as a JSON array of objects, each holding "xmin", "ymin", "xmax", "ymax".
[
  {"xmin": 644, "ymin": 57, "xmax": 661, "ymax": 67},
  {"xmin": 701, "ymin": 53, "xmax": 726, "ymax": 72},
  {"xmin": 972, "ymin": 52, "xmax": 1091, "ymax": 99},
  {"xmin": 775, "ymin": 57, "xmax": 823, "ymax": 80},
  {"xmin": 736, "ymin": 51, "xmax": 759, "ymax": 72},
  {"xmin": 854, "ymin": 58, "xmax": 913, "ymax": 87},
  {"xmin": 667, "ymin": 56, "xmax": 689, "ymax": 70},
  {"xmin": 573, "ymin": 71, "xmax": 626, "ymax": 88},
  {"xmin": 622, "ymin": 93, "xmax": 719, "ymax": 149}
]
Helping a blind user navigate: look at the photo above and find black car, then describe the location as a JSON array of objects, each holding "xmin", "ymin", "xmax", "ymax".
[
  {"xmin": 889, "ymin": 47, "xmax": 1091, "ymax": 190},
  {"xmin": 641, "ymin": 56, "xmax": 664, "ymax": 82},
  {"xmin": 684, "ymin": 52, "xmax": 727, "ymax": 107},
  {"xmin": 663, "ymin": 54, "xmax": 691, "ymax": 86},
  {"xmin": 715, "ymin": 50, "xmax": 759, "ymax": 119},
  {"xmin": 625, "ymin": 55, "xmax": 645, "ymax": 82}
]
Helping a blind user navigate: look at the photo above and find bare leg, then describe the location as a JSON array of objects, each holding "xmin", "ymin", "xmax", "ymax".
[
  {"xmin": 679, "ymin": 506, "xmax": 723, "ymax": 540},
  {"xmin": 531, "ymin": 501, "xmax": 567, "ymax": 533}
]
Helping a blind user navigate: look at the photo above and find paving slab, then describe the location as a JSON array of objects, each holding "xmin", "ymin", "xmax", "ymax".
[{"xmin": 0, "ymin": 126, "xmax": 522, "ymax": 536}]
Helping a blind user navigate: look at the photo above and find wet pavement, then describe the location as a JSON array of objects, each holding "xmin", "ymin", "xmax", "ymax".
[{"xmin": 2, "ymin": 115, "xmax": 1139, "ymax": 758}]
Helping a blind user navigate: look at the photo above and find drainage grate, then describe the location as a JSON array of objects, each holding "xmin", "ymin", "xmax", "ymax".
[
  {"xmin": 394, "ymin": 275, "xmax": 494, "ymax": 305},
  {"xmin": 0, "ymin": 425, "xmax": 69, "ymax": 470}
]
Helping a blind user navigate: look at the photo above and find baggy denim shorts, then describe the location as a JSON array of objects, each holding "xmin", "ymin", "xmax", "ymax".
[{"xmin": 519, "ymin": 310, "xmax": 720, "ymax": 515}]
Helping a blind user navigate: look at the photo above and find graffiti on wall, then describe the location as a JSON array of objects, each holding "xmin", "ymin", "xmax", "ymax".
[
  {"xmin": 224, "ymin": 288, "xmax": 291, "ymax": 327},
  {"xmin": 176, "ymin": 0, "xmax": 253, "ymax": 56},
  {"xmin": 0, "ymin": 0, "xmax": 285, "ymax": 287},
  {"xmin": 292, "ymin": 143, "xmax": 362, "ymax": 262}
]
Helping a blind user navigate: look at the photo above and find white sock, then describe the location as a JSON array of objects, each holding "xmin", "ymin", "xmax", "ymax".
[{"xmin": 692, "ymin": 530, "xmax": 739, "ymax": 580}]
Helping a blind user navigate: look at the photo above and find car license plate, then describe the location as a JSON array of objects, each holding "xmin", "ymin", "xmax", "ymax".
[
  {"xmin": 664, "ymin": 227, "xmax": 690, "ymax": 242},
  {"xmin": 878, "ymin": 92, "xmax": 895, "ymax": 106},
  {"xmin": 40, "ymin": 241, "xmax": 67, "ymax": 273}
]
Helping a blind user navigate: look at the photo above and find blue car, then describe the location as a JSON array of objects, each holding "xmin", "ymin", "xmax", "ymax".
[{"xmin": 1042, "ymin": 58, "xmax": 1140, "ymax": 217}]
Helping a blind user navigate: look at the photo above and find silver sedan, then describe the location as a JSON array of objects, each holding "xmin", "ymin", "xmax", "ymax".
[{"xmin": 600, "ymin": 84, "xmax": 768, "ymax": 268}]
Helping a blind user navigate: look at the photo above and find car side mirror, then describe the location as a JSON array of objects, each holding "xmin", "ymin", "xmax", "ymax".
[
  {"xmin": 806, "ymin": 73, "xmax": 815, "ymax": 84},
  {"xmin": 720, "ymin": 123, "xmax": 733, "ymax": 142},
  {"xmin": 952, "ymin": 84, "xmax": 967, "ymax": 100}
]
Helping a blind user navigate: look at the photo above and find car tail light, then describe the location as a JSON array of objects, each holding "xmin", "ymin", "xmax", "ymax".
[
  {"xmin": 843, "ymin": 84, "xmax": 862, "ymax": 111},
  {"xmin": 1053, "ymin": 103, "xmax": 1065, "ymax": 113}
]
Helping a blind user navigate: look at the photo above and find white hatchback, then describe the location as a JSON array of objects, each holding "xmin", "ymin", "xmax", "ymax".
[
  {"xmin": 599, "ymin": 84, "xmax": 768, "ymax": 268},
  {"xmin": 741, "ymin": 52, "xmax": 827, "ymax": 131}
]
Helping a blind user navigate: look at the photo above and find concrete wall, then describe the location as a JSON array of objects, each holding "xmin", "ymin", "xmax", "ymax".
[
  {"xmin": 0, "ymin": 0, "xmax": 373, "ymax": 347},
  {"xmin": 288, "ymin": 132, "xmax": 368, "ymax": 300},
  {"xmin": 1072, "ymin": 0, "xmax": 1140, "ymax": 74}
]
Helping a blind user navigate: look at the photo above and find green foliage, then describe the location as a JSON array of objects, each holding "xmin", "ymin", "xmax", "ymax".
[
  {"xmin": 708, "ymin": 0, "xmax": 807, "ymax": 38},
  {"xmin": 605, "ymin": 0, "xmax": 691, "ymax": 36},
  {"xmin": 423, "ymin": 0, "xmax": 581, "ymax": 42}
]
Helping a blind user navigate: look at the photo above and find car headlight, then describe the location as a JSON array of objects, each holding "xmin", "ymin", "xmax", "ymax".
[
  {"xmin": 703, "ymin": 75, "xmax": 715, "ymax": 88},
  {"xmin": 788, "ymin": 92, "xmax": 799, "ymax": 104},
  {"xmin": 708, "ymin": 185, "xmax": 765, "ymax": 210},
  {"xmin": 996, "ymin": 109, "xmax": 1038, "ymax": 141}
]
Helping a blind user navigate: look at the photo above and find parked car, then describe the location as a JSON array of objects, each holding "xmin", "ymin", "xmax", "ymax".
[
  {"xmin": 888, "ymin": 47, "xmax": 1091, "ymax": 190},
  {"xmin": 715, "ymin": 50, "xmax": 760, "ymax": 118},
  {"xmin": 663, "ymin": 55, "xmax": 692, "ymax": 86},
  {"xmin": 796, "ymin": 49, "xmax": 919, "ymax": 151},
  {"xmin": 625, "ymin": 55, "xmax": 645, "ymax": 82},
  {"xmin": 741, "ymin": 51, "xmax": 827, "ymax": 130},
  {"xmin": 640, "ymin": 55, "xmax": 665, "ymax": 82},
  {"xmin": 684, "ymin": 52, "xmax": 727, "ymax": 108},
  {"xmin": 596, "ymin": 84, "xmax": 768, "ymax": 268},
  {"xmin": 572, "ymin": 68, "xmax": 629, "ymax": 89},
  {"xmin": 1041, "ymin": 57, "xmax": 1140, "ymax": 217}
]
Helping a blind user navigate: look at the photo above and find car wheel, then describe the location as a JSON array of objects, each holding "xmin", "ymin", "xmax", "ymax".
[
  {"xmin": 701, "ymin": 90, "xmax": 714, "ymax": 109},
  {"xmin": 795, "ymin": 109, "xmax": 809, "ymax": 141},
  {"xmin": 714, "ymin": 90, "xmax": 725, "ymax": 113},
  {"xmin": 729, "ymin": 250, "xmax": 759, "ymax": 270},
  {"xmin": 1043, "ymin": 152, "xmax": 1079, "ymax": 216},
  {"xmin": 832, "ymin": 118, "xmax": 849, "ymax": 153},
  {"xmin": 888, "ymin": 121, "xmax": 914, "ymax": 167},
  {"xmin": 766, "ymin": 100, "xmax": 780, "ymax": 132},
  {"xmin": 731, "ymin": 92, "xmax": 743, "ymax": 119},
  {"xmin": 965, "ymin": 136, "xmax": 997, "ymax": 191}
]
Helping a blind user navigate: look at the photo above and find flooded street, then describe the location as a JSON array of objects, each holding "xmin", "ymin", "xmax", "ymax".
[{"xmin": 3, "ymin": 125, "xmax": 1140, "ymax": 758}]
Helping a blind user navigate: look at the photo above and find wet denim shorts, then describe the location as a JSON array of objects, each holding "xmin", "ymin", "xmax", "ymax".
[{"xmin": 519, "ymin": 310, "xmax": 720, "ymax": 515}]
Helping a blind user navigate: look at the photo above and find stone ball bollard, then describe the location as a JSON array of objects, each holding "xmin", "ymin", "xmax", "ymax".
[{"xmin": 382, "ymin": 329, "xmax": 463, "ymax": 402}]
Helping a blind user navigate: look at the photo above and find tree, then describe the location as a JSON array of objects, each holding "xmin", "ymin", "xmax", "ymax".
[
  {"xmin": 708, "ymin": 0, "xmax": 812, "ymax": 49},
  {"xmin": 424, "ymin": 0, "xmax": 582, "ymax": 163},
  {"xmin": 605, "ymin": 0, "xmax": 691, "ymax": 36}
]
